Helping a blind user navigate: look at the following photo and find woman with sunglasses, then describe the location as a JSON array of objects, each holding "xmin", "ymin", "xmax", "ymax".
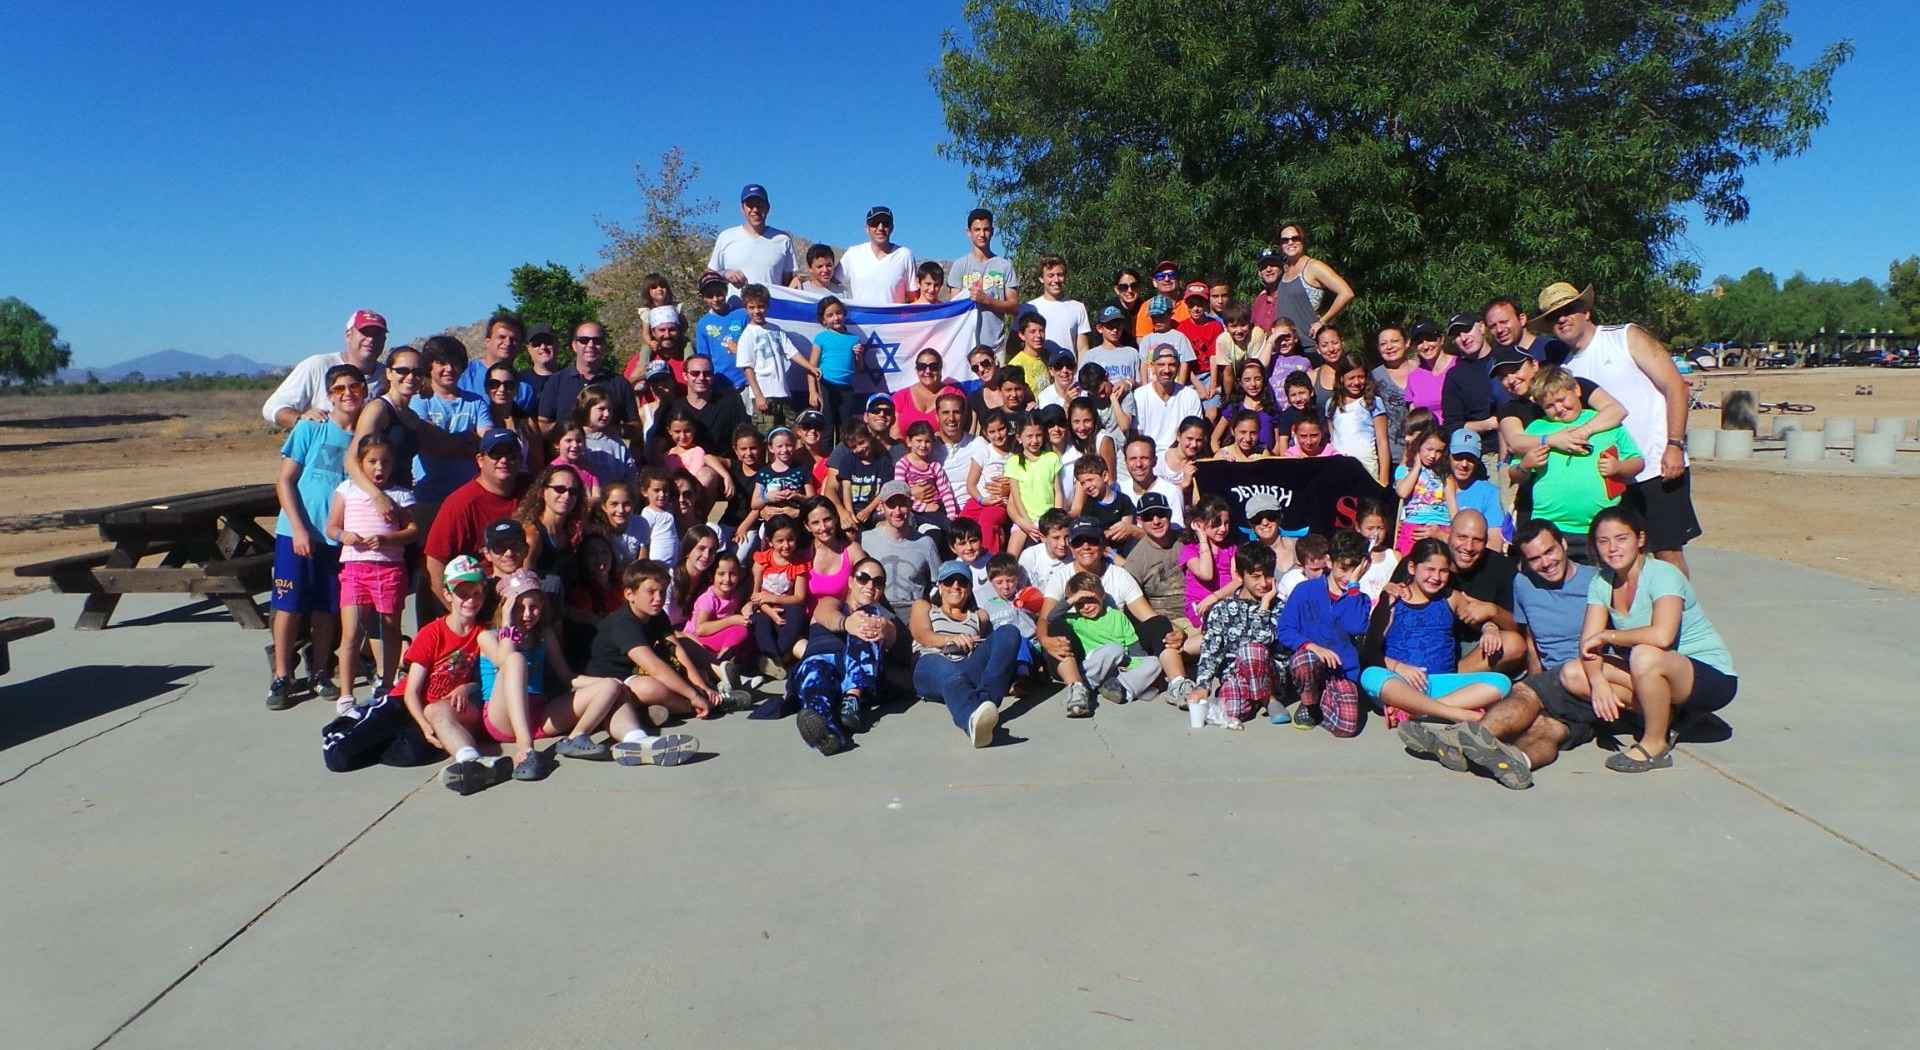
[
  {"xmin": 1270, "ymin": 221, "xmax": 1355, "ymax": 343},
  {"xmin": 909, "ymin": 560, "xmax": 1023, "ymax": 748},
  {"xmin": 1102, "ymin": 268, "xmax": 1146, "ymax": 348},
  {"xmin": 482, "ymin": 361, "xmax": 542, "ymax": 469},
  {"xmin": 512, "ymin": 464, "xmax": 590, "ymax": 599},
  {"xmin": 782, "ymin": 557, "xmax": 901, "ymax": 756},
  {"xmin": 344, "ymin": 346, "xmax": 446, "ymax": 530},
  {"xmin": 892, "ymin": 349, "xmax": 961, "ymax": 436}
]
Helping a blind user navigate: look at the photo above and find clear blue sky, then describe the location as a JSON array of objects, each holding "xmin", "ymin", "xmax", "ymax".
[{"xmin": 3, "ymin": 1, "xmax": 1912, "ymax": 368}]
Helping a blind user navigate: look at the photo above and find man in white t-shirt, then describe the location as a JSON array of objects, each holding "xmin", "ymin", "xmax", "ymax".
[
  {"xmin": 263, "ymin": 309, "xmax": 388, "ymax": 428},
  {"xmin": 1033, "ymin": 518, "xmax": 1194, "ymax": 712},
  {"xmin": 1027, "ymin": 253, "xmax": 1092, "ymax": 357},
  {"xmin": 931, "ymin": 391, "xmax": 980, "ymax": 497},
  {"xmin": 1131, "ymin": 345, "xmax": 1204, "ymax": 453},
  {"xmin": 1116, "ymin": 434, "xmax": 1187, "ymax": 530},
  {"xmin": 708, "ymin": 183, "xmax": 799, "ymax": 302},
  {"xmin": 838, "ymin": 205, "xmax": 916, "ymax": 305}
]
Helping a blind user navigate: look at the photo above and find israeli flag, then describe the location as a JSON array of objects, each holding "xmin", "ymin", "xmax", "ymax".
[{"xmin": 765, "ymin": 286, "xmax": 981, "ymax": 394}]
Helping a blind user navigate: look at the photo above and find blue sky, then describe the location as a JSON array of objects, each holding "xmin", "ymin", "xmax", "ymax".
[{"xmin": 3, "ymin": 1, "xmax": 1912, "ymax": 368}]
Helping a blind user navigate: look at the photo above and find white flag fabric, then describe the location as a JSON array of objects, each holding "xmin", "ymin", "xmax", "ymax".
[{"xmin": 764, "ymin": 286, "xmax": 981, "ymax": 394}]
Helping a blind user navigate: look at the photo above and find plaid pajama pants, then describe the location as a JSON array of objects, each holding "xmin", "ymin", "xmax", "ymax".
[
  {"xmin": 1287, "ymin": 648, "xmax": 1363, "ymax": 737},
  {"xmin": 1215, "ymin": 642, "xmax": 1286, "ymax": 723}
]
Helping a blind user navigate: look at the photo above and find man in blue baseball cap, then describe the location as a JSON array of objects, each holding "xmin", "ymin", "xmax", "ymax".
[{"xmin": 707, "ymin": 183, "xmax": 800, "ymax": 300}]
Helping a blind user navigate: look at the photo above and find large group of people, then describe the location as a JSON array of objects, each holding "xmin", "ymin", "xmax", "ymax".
[{"xmin": 264, "ymin": 188, "xmax": 1736, "ymax": 794}]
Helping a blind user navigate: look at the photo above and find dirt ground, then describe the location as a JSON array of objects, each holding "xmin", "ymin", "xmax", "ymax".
[{"xmin": 3, "ymin": 371, "xmax": 1917, "ymax": 597}]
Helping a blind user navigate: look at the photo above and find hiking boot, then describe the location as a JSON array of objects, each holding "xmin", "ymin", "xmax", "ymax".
[
  {"xmin": 1397, "ymin": 720, "xmax": 1469, "ymax": 772},
  {"xmin": 1458, "ymin": 723, "xmax": 1534, "ymax": 790},
  {"xmin": 265, "ymin": 676, "xmax": 294, "ymax": 711},
  {"xmin": 798, "ymin": 709, "xmax": 850, "ymax": 757}
]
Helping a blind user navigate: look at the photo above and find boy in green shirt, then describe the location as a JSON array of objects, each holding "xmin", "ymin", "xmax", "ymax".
[
  {"xmin": 1516, "ymin": 367, "xmax": 1643, "ymax": 558},
  {"xmin": 1060, "ymin": 571, "xmax": 1165, "ymax": 704}
]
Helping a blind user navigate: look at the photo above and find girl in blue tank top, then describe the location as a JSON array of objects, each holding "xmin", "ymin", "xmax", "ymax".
[{"xmin": 1358, "ymin": 538, "xmax": 1511, "ymax": 726}]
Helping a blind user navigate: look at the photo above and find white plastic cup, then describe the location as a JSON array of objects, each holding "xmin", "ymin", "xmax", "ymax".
[{"xmin": 1188, "ymin": 695, "xmax": 1208, "ymax": 729}]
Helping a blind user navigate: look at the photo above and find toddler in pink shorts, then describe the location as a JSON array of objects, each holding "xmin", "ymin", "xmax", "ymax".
[{"xmin": 329, "ymin": 437, "xmax": 418, "ymax": 714}]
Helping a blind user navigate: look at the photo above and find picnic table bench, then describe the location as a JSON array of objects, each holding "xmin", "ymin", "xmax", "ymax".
[
  {"xmin": 0, "ymin": 616, "xmax": 55, "ymax": 676},
  {"xmin": 15, "ymin": 484, "xmax": 281, "ymax": 631}
]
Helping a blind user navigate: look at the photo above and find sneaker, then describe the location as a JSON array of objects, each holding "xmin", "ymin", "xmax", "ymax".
[
  {"xmin": 1165, "ymin": 677, "xmax": 1196, "ymax": 708},
  {"xmin": 442, "ymin": 756, "xmax": 512, "ymax": 796},
  {"xmin": 265, "ymin": 676, "xmax": 294, "ymax": 711},
  {"xmin": 1291, "ymin": 704, "xmax": 1320, "ymax": 731},
  {"xmin": 368, "ymin": 681, "xmax": 390, "ymax": 705},
  {"xmin": 1096, "ymin": 679, "xmax": 1127, "ymax": 706},
  {"xmin": 1397, "ymin": 721, "xmax": 1469, "ymax": 772},
  {"xmin": 838, "ymin": 696, "xmax": 866, "ymax": 735},
  {"xmin": 1224, "ymin": 718, "xmax": 1245, "ymax": 731},
  {"xmin": 797, "ymin": 709, "xmax": 850, "ymax": 757},
  {"xmin": 1063, "ymin": 682, "xmax": 1092, "ymax": 718},
  {"xmin": 555, "ymin": 735, "xmax": 612, "ymax": 761},
  {"xmin": 310, "ymin": 675, "xmax": 341, "ymax": 703},
  {"xmin": 1457, "ymin": 723, "xmax": 1534, "ymax": 790},
  {"xmin": 334, "ymin": 695, "xmax": 359, "ymax": 719},
  {"xmin": 614, "ymin": 733, "xmax": 699, "ymax": 767},
  {"xmin": 968, "ymin": 700, "xmax": 999, "ymax": 747}
]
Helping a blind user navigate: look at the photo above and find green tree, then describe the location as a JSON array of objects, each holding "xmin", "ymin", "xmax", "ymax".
[
  {"xmin": 934, "ymin": 0, "xmax": 1851, "ymax": 338},
  {"xmin": 1888, "ymin": 256, "xmax": 1920, "ymax": 334},
  {"xmin": 596, "ymin": 147, "xmax": 720, "ymax": 352},
  {"xmin": 503, "ymin": 262, "xmax": 604, "ymax": 367},
  {"xmin": 0, "ymin": 297, "xmax": 73, "ymax": 386}
]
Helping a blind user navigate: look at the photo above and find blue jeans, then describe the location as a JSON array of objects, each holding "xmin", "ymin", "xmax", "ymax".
[{"xmin": 911, "ymin": 625, "xmax": 1025, "ymax": 729}]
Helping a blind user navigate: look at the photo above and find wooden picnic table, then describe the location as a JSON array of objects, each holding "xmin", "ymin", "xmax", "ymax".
[{"xmin": 16, "ymin": 484, "xmax": 281, "ymax": 631}]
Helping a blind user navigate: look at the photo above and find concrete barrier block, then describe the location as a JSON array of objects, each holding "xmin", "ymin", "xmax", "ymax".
[
  {"xmin": 1716, "ymin": 429, "xmax": 1753, "ymax": 460},
  {"xmin": 1824, "ymin": 418, "xmax": 1856, "ymax": 446},
  {"xmin": 1876, "ymin": 417, "xmax": 1910, "ymax": 439},
  {"xmin": 1784, "ymin": 430, "xmax": 1825, "ymax": 462},
  {"xmin": 1854, "ymin": 430, "xmax": 1897, "ymax": 467},
  {"xmin": 1687, "ymin": 427, "xmax": 1717, "ymax": 460}
]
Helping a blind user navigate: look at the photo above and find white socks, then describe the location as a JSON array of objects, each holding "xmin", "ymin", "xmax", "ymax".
[
  {"xmin": 454, "ymin": 746, "xmax": 481, "ymax": 764},
  {"xmin": 621, "ymin": 729, "xmax": 654, "ymax": 745}
]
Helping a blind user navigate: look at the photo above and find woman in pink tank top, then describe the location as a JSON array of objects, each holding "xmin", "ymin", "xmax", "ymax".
[{"xmin": 802, "ymin": 496, "xmax": 863, "ymax": 613}]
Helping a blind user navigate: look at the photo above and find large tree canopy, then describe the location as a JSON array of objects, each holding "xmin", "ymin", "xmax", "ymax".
[
  {"xmin": 934, "ymin": 0, "xmax": 1851, "ymax": 340},
  {"xmin": 0, "ymin": 297, "xmax": 72, "ymax": 385}
]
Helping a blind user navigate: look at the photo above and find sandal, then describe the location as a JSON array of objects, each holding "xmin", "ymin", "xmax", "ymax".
[
  {"xmin": 511, "ymin": 749, "xmax": 554, "ymax": 781},
  {"xmin": 1605, "ymin": 743, "xmax": 1674, "ymax": 773}
]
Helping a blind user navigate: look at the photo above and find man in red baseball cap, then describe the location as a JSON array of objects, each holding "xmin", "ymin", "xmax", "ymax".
[{"xmin": 262, "ymin": 309, "xmax": 388, "ymax": 428}]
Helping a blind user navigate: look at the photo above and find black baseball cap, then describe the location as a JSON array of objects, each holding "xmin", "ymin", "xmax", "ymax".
[
  {"xmin": 1488, "ymin": 345, "xmax": 1535, "ymax": 377},
  {"xmin": 1446, "ymin": 312, "xmax": 1478, "ymax": 335},
  {"xmin": 484, "ymin": 518, "xmax": 526, "ymax": 551},
  {"xmin": 526, "ymin": 322, "xmax": 556, "ymax": 345},
  {"xmin": 479, "ymin": 430, "xmax": 522, "ymax": 458},
  {"xmin": 1408, "ymin": 317, "xmax": 1442, "ymax": 342},
  {"xmin": 1257, "ymin": 247, "xmax": 1284, "ymax": 265},
  {"xmin": 1135, "ymin": 492, "xmax": 1172, "ymax": 519},
  {"xmin": 1068, "ymin": 518, "xmax": 1106, "ymax": 543},
  {"xmin": 866, "ymin": 205, "xmax": 894, "ymax": 225}
]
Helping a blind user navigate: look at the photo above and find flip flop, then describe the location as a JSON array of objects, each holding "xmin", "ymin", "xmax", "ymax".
[{"xmin": 1605, "ymin": 743, "xmax": 1674, "ymax": 773}]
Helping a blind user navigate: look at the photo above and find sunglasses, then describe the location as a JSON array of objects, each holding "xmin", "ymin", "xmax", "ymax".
[
  {"xmin": 1115, "ymin": 281, "xmax": 1138, "ymax": 290},
  {"xmin": 852, "ymin": 570, "xmax": 887, "ymax": 586},
  {"xmin": 547, "ymin": 484, "xmax": 581, "ymax": 496},
  {"xmin": 574, "ymin": 336, "xmax": 605, "ymax": 345},
  {"xmin": 481, "ymin": 449, "xmax": 517, "ymax": 461},
  {"xmin": 1278, "ymin": 235, "xmax": 1303, "ymax": 244},
  {"xmin": 1153, "ymin": 270, "xmax": 1176, "ymax": 280},
  {"xmin": 869, "ymin": 405, "xmax": 895, "ymax": 414},
  {"xmin": 971, "ymin": 360, "xmax": 996, "ymax": 372},
  {"xmin": 329, "ymin": 382, "xmax": 366, "ymax": 395},
  {"xmin": 388, "ymin": 365, "xmax": 419, "ymax": 377},
  {"xmin": 1069, "ymin": 536, "xmax": 1102, "ymax": 548},
  {"xmin": 916, "ymin": 361, "xmax": 942, "ymax": 373},
  {"xmin": 687, "ymin": 370, "xmax": 713, "ymax": 378},
  {"xmin": 485, "ymin": 378, "xmax": 512, "ymax": 390}
]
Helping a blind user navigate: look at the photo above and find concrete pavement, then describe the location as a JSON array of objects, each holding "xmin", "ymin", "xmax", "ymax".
[{"xmin": 1, "ymin": 547, "xmax": 1915, "ymax": 1049}]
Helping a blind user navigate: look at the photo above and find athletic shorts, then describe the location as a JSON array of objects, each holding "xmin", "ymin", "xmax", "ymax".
[
  {"xmin": 1683, "ymin": 659, "xmax": 1739, "ymax": 715},
  {"xmin": 271, "ymin": 535, "xmax": 341, "ymax": 615},
  {"xmin": 338, "ymin": 561, "xmax": 407, "ymax": 615},
  {"xmin": 1625, "ymin": 470, "xmax": 1702, "ymax": 552},
  {"xmin": 1524, "ymin": 666, "xmax": 1601, "ymax": 750}
]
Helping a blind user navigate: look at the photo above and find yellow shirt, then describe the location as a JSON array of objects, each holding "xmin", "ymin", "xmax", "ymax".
[
  {"xmin": 1008, "ymin": 349, "xmax": 1049, "ymax": 394},
  {"xmin": 1003, "ymin": 450, "xmax": 1061, "ymax": 517}
]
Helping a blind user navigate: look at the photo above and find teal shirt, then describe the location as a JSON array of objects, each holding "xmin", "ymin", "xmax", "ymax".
[
  {"xmin": 1587, "ymin": 558, "xmax": 1734, "ymax": 676},
  {"xmin": 274, "ymin": 418, "xmax": 352, "ymax": 543}
]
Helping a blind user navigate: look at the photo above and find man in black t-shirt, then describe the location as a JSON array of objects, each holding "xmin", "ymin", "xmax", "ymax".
[{"xmin": 1448, "ymin": 510, "xmax": 1525, "ymax": 674}]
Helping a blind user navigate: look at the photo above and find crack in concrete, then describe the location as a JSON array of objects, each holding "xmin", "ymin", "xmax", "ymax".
[
  {"xmin": 1681, "ymin": 745, "xmax": 1919, "ymax": 884},
  {"xmin": 0, "ymin": 677, "xmax": 203, "ymax": 789},
  {"xmin": 91, "ymin": 773, "xmax": 437, "ymax": 1049}
]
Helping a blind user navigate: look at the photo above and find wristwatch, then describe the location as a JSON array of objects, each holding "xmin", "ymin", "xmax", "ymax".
[{"xmin": 1666, "ymin": 439, "xmax": 1686, "ymax": 449}]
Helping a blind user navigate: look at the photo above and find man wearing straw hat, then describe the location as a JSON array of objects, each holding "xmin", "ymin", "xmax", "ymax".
[{"xmin": 1531, "ymin": 282, "xmax": 1700, "ymax": 575}]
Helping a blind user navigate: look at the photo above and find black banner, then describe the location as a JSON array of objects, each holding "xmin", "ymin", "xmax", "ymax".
[{"xmin": 1191, "ymin": 456, "xmax": 1399, "ymax": 536}]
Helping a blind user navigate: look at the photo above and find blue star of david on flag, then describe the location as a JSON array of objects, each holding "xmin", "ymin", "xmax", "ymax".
[{"xmin": 860, "ymin": 329, "xmax": 902, "ymax": 386}]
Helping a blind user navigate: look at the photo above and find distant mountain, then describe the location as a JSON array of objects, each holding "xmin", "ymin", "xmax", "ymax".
[{"xmin": 59, "ymin": 349, "xmax": 285, "ymax": 383}]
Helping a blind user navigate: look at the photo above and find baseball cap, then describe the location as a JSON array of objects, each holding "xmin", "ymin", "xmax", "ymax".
[
  {"xmin": 1488, "ymin": 345, "xmax": 1534, "ymax": 377},
  {"xmin": 347, "ymin": 309, "xmax": 388, "ymax": 333},
  {"xmin": 1136, "ymin": 492, "xmax": 1172, "ymax": 519},
  {"xmin": 1245, "ymin": 493, "xmax": 1284, "ymax": 521},
  {"xmin": 1183, "ymin": 280, "xmax": 1209, "ymax": 300},
  {"xmin": 697, "ymin": 269, "xmax": 729, "ymax": 292},
  {"xmin": 1153, "ymin": 259, "xmax": 1179, "ymax": 275},
  {"xmin": 442, "ymin": 555, "xmax": 486, "ymax": 588},
  {"xmin": 1450, "ymin": 429, "xmax": 1482, "ymax": 458},
  {"xmin": 479, "ymin": 430, "xmax": 522, "ymax": 458},
  {"xmin": 795, "ymin": 409, "xmax": 826, "ymax": 429},
  {"xmin": 865, "ymin": 392, "xmax": 894, "ymax": 412},
  {"xmin": 1096, "ymin": 305, "xmax": 1126, "ymax": 325},
  {"xmin": 1257, "ymin": 247, "xmax": 1284, "ymax": 265},
  {"xmin": 644, "ymin": 360, "xmax": 673, "ymax": 381},
  {"xmin": 935, "ymin": 559, "xmax": 973, "ymax": 584},
  {"xmin": 879, "ymin": 480, "xmax": 912, "ymax": 504},
  {"xmin": 496, "ymin": 569, "xmax": 543, "ymax": 606},
  {"xmin": 865, "ymin": 205, "xmax": 894, "ymax": 225},
  {"xmin": 1147, "ymin": 294, "xmax": 1174, "ymax": 316},
  {"xmin": 1034, "ymin": 403, "xmax": 1067, "ymax": 427},
  {"xmin": 526, "ymin": 322, "xmax": 556, "ymax": 345},
  {"xmin": 1446, "ymin": 311, "xmax": 1478, "ymax": 335},
  {"xmin": 1150, "ymin": 342, "xmax": 1181, "ymax": 362},
  {"xmin": 1048, "ymin": 350, "xmax": 1076, "ymax": 369},
  {"xmin": 1408, "ymin": 317, "xmax": 1442, "ymax": 342},
  {"xmin": 483, "ymin": 518, "xmax": 525, "ymax": 551},
  {"xmin": 740, "ymin": 183, "xmax": 769, "ymax": 203},
  {"xmin": 1068, "ymin": 517, "xmax": 1106, "ymax": 543}
]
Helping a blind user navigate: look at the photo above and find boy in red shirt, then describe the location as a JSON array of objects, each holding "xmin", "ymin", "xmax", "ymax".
[
  {"xmin": 1177, "ymin": 280, "xmax": 1225, "ymax": 413},
  {"xmin": 400, "ymin": 556, "xmax": 509, "ymax": 795}
]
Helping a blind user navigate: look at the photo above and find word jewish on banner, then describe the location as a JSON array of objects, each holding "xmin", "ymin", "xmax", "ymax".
[{"xmin": 1192, "ymin": 457, "xmax": 1399, "ymax": 536}]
